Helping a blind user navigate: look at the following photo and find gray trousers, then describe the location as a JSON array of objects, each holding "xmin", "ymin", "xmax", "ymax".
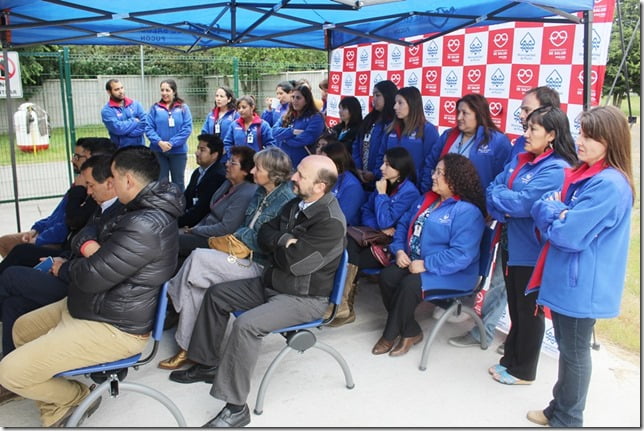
[{"xmin": 187, "ymin": 276, "xmax": 328, "ymax": 405}]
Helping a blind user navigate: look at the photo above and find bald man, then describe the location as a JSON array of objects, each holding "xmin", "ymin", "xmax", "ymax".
[{"xmin": 170, "ymin": 155, "xmax": 347, "ymax": 428}]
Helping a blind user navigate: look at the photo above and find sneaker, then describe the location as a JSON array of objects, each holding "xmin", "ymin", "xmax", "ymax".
[
  {"xmin": 448, "ymin": 333, "xmax": 480, "ymax": 348},
  {"xmin": 526, "ymin": 410, "xmax": 549, "ymax": 426}
]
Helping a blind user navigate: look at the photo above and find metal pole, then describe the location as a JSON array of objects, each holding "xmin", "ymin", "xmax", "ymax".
[
  {"xmin": 615, "ymin": 0, "xmax": 634, "ymax": 122},
  {"xmin": 233, "ymin": 57, "xmax": 239, "ymax": 96},
  {"xmin": 140, "ymin": 44, "xmax": 146, "ymax": 104},
  {"xmin": 582, "ymin": 10, "xmax": 593, "ymax": 111},
  {"xmin": 62, "ymin": 47, "xmax": 76, "ymax": 151},
  {"xmin": 2, "ymin": 46, "xmax": 21, "ymax": 230},
  {"xmin": 57, "ymin": 50, "xmax": 73, "ymax": 185}
]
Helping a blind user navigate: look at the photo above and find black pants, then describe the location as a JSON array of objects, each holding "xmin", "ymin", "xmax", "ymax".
[
  {"xmin": 378, "ymin": 264, "xmax": 423, "ymax": 340},
  {"xmin": 500, "ymin": 265, "xmax": 544, "ymax": 381},
  {"xmin": 0, "ymin": 243, "xmax": 65, "ymax": 275},
  {"xmin": 346, "ymin": 236, "xmax": 381, "ymax": 268},
  {"xmin": 0, "ymin": 266, "xmax": 68, "ymax": 355}
]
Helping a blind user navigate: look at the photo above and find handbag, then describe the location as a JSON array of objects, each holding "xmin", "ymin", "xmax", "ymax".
[
  {"xmin": 347, "ymin": 226, "xmax": 392, "ymax": 247},
  {"xmin": 370, "ymin": 244, "xmax": 392, "ymax": 267},
  {"xmin": 208, "ymin": 234, "xmax": 253, "ymax": 266}
]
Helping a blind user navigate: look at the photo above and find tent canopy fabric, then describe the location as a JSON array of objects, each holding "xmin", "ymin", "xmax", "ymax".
[{"xmin": 0, "ymin": 0, "xmax": 594, "ymax": 52}]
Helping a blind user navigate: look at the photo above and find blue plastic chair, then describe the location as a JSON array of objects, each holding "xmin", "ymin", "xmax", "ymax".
[
  {"xmin": 418, "ymin": 221, "xmax": 500, "ymax": 371},
  {"xmin": 55, "ymin": 281, "xmax": 186, "ymax": 427},
  {"xmin": 233, "ymin": 249, "xmax": 355, "ymax": 415}
]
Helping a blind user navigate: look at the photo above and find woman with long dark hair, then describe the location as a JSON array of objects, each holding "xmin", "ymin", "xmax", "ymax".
[
  {"xmin": 201, "ymin": 86, "xmax": 239, "ymax": 140},
  {"xmin": 261, "ymin": 80, "xmax": 294, "ymax": 127},
  {"xmin": 332, "ymin": 96, "xmax": 363, "ymax": 154},
  {"xmin": 223, "ymin": 95, "xmax": 275, "ymax": 156}
]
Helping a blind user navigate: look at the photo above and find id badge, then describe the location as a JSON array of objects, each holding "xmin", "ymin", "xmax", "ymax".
[
  {"xmin": 247, "ymin": 133, "xmax": 254, "ymax": 144},
  {"xmin": 193, "ymin": 197, "xmax": 199, "ymax": 206},
  {"xmin": 363, "ymin": 133, "xmax": 371, "ymax": 144},
  {"xmin": 215, "ymin": 123, "xmax": 221, "ymax": 134},
  {"xmin": 168, "ymin": 116, "xmax": 175, "ymax": 127}
]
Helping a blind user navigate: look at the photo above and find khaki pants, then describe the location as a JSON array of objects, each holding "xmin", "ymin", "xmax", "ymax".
[
  {"xmin": 0, "ymin": 299, "xmax": 149, "ymax": 426},
  {"xmin": 0, "ymin": 232, "xmax": 27, "ymax": 257}
]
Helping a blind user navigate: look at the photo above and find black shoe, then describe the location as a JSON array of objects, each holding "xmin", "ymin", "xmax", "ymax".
[
  {"xmin": 169, "ymin": 363, "xmax": 217, "ymax": 384},
  {"xmin": 202, "ymin": 404, "xmax": 250, "ymax": 428}
]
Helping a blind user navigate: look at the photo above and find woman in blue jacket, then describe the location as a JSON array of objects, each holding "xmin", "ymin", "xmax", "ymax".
[
  {"xmin": 222, "ymin": 95, "xmax": 275, "ymax": 158},
  {"xmin": 373, "ymin": 153, "xmax": 486, "ymax": 357},
  {"xmin": 354, "ymin": 80, "xmax": 397, "ymax": 188},
  {"xmin": 427, "ymin": 93, "xmax": 511, "ymax": 190},
  {"xmin": 261, "ymin": 80, "xmax": 294, "ymax": 127},
  {"xmin": 486, "ymin": 107, "xmax": 578, "ymax": 385},
  {"xmin": 272, "ymin": 85, "xmax": 325, "ymax": 166},
  {"xmin": 201, "ymin": 86, "xmax": 239, "ymax": 139},
  {"xmin": 145, "ymin": 79, "xmax": 193, "ymax": 192},
  {"xmin": 380, "ymin": 86, "xmax": 439, "ymax": 193},
  {"xmin": 332, "ymin": 95, "xmax": 363, "ymax": 154},
  {"xmin": 527, "ymin": 106, "xmax": 635, "ymax": 427}
]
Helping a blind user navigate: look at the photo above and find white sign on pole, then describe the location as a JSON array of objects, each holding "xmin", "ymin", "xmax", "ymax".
[{"xmin": 0, "ymin": 51, "xmax": 23, "ymax": 98}]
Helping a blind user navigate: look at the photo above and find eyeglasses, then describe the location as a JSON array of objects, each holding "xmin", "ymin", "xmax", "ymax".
[
  {"xmin": 431, "ymin": 168, "xmax": 445, "ymax": 177},
  {"xmin": 226, "ymin": 160, "xmax": 241, "ymax": 166},
  {"xmin": 72, "ymin": 153, "xmax": 88, "ymax": 162}
]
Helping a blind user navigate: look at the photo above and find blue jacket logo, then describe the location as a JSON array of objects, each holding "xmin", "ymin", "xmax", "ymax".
[
  {"xmin": 439, "ymin": 213, "xmax": 450, "ymax": 224},
  {"xmin": 521, "ymin": 172, "xmax": 534, "ymax": 184}
]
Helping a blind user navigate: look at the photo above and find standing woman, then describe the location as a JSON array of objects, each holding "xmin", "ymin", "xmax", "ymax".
[
  {"xmin": 272, "ymin": 85, "xmax": 325, "ymax": 167},
  {"xmin": 261, "ymin": 80, "xmax": 294, "ymax": 127},
  {"xmin": 380, "ymin": 86, "xmax": 439, "ymax": 193},
  {"xmin": 486, "ymin": 107, "xmax": 578, "ymax": 385},
  {"xmin": 223, "ymin": 95, "xmax": 275, "ymax": 157},
  {"xmin": 527, "ymin": 106, "xmax": 634, "ymax": 427},
  {"xmin": 332, "ymin": 96, "xmax": 363, "ymax": 154},
  {"xmin": 201, "ymin": 86, "xmax": 239, "ymax": 139},
  {"xmin": 427, "ymin": 93, "xmax": 511, "ymax": 190},
  {"xmin": 146, "ymin": 79, "xmax": 193, "ymax": 191},
  {"xmin": 355, "ymin": 80, "xmax": 398, "ymax": 186}
]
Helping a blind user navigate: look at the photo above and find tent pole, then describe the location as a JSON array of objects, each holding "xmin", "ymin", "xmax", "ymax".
[
  {"xmin": 582, "ymin": 9, "xmax": 593, "ymax": 111},
  {"xmin": 140, "ymin": 44, "xmax": 146, "ymax": 105},
  {"xmin": 2, "ymin": 46, "xmax": 22, "ymax": 230},
  {"xmin": 615, "ymin": 0, "xmax": 635, "ymax": 122}
]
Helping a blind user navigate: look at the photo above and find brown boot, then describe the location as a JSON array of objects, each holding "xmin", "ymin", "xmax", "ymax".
[
  {"xmin": 329, "ymin": 264, "xmax": 359, "ymax": 327},
  {"xmin": 158, "ymin": 349, "xmax": 193, "ymax": 370}
]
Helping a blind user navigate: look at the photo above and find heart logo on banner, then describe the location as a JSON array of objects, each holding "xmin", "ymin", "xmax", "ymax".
[
  {"xmin": 444, "ymin": 100, "xmax": 456, "ymax": 113},
  {"xmin": 346, "ymin": 51, "xmax": 355, "ymax": 61},
  {"xmin": 391, "ymin": 73, "xmax": 402, "ymax": 85},
  {"xmin": 517, "ymin": 68, "xmax": 533, "ymax": 84},
  {"xmin": 550, "ymin": 30, "xmax": 568, "ymax": 47},
  {"xmin": 331, "ymin": 74, "xmax": 340, "ymax": 84},
  {"xmin": 408, "ymin": 45, "xmax": 420, "ymax": 56},
  {"xmin": 447, "ymin": 39, "xmax": 460, "ymax": 52},
  {"xmin": 578, "ymin": 70, "xmax": 598, "ymax": 85},
  {"xmin": 467, "ymin": 69, "xmax": 481, "ymax": 83},
  {"xmin": 493, "ymin": 33, "xmax": 509, "ymax": 48},
  {"xmin": 425, "ymin": 70, "xmax": 438, "ymax": 82},
  {"xmin": 489, "ymin": 102, "xmax": 503, "ymax": 117},
  {"xmin": 358, "ymin": 73, "xmax": 368, "ymax": 85},
  {"xmin": 374, "ymin": 47, "xmax": 385, "ymax": 58},
  {"xmin": 329, "ymin": 119, "xmax": 338, "ymax": 127}
]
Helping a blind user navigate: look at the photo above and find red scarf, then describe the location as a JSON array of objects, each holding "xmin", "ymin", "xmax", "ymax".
[
  {"xmin": 235, "ymin": 114, "xmax": 263, "ymax": 149},
  {"xmin": 439, "ymin": 128, "xmax": 461, "ymax": 158},
  {"xmin": 527, "ymin": 160, "xmax": 607, "ymax": 292}
]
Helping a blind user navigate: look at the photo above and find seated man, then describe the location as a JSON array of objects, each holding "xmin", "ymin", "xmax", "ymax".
[
  {"xmin": 0, "ymin": 146, "xmax": 183, "ymax": 427},
  {"xmin": 0, "ymin": 137, "xmax": 117, "ymax": 272},
  {"xmin": 178, "ymin": 133, "xmax": 227, "ymax": 229},
  {"xmin": 168, "ymin": 155, "xmax": 346, "ymax": 428},
  {"xmin": 0, "ymin": 155, "xmax": 125, "ymax": 360}
]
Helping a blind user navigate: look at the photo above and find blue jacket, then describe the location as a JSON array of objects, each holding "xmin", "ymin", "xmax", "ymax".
[
  {"xmin": 272, "ymin": 113, "xmax": 326, "ymax": 166},
  {"xmin": 507, "ymin": 135, "xmax": 526, "ymax": 165},
  {"xmin": 391, "ymin": 193, "xmax": 485, "ymax": 293},
  {"xmin": 361, "ymin": 178, "xmax": 420, "ymax": 230},
  {"xmin": 222, "ymin": 114, "xmax": 275, "ymax": 159},
  {"xmin": 380, "ymin": 122, "xmax": 439, "ymax": 193},
  {"xmin": 101, "ymin": 97, "xmax": 147, "ymax": 148},
  {"xmin": 261, "ymin": 102, "xmax": 289, "ymax": 127},
  {"xmin": 201, "ymin": 107, "xmax": 239, "ymax": 139},
  {"xmin": 487, "ymin": 150, "xmax": 570, "ymax": 266},
  {"xmin": 233, "ymin": 181, "xmax": 296, "ymax": 267},
  {"xmin": 332, "ymin": 171, "xmax": 365, "ymax": 226},
  {"xmin": 427, "ymin": 126, "xmax": 511, "ymax": 190},
  {"xmin": 31, "ymin": 195, "xmax": 69, "ymax": 246},
  {"xmin": 145, "ymin": 101, "xmax": 193, "ymax": 154},
  {"xmin": 354, "ymin": 120, "xmax": 390, "ymax": 178},
  {"xmin": 530, "ymin": 167, "xmax": 633, "ymax": 318}
]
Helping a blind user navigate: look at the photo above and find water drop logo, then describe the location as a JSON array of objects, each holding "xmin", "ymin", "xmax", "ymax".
[
  {"xmin": 545, "ymin": 70, "xmax": 563, "ymax": 89},
  {"xmin": 391, "ymin": 46, "xmax": 402, "ymax": 63},
  {"xmin": 407, "ymin": 72, "xmax": 419, "ymax": 86},
  {"xmin": 343, "ymin": 74, "xmax": 354, "ymax": 91},
  {"xmin": 359, "ymin": 98, "xmax": 367, "ymax": 112},
  {"xmin": 573, "ymin": 112, "xmax": 582, "ymax": 131},
  {"xmin": 490, "ymin": 68, "xmax": 505, "ymax": 87},
  {"xmin": 359, "ymin": 48, "xmax": 369, "ymax": 66},
  {"xmin": 373, "ymin": 73, "xmax": 384, "ymax": 85},
  {"xmin": 591, "ymin": 29, "xmax": 601, "ymax": 51},
  {"xmin": 332, "ymin": 50, "xmax": 342, "ymax": 66},
  {"xmin": 426, "ymin": 40, "xmax": 439, "ymax": 57},
  {"xmin": 445, "ymin": 70, "xmax": 458, "ymax": 87},
  {"xmin": 519, "ymin": 33, "xmax": 536, "ymax": 53},
  {"xmin": 329, "ymin": 98, "xmax": 338, "ymax": 110},
  {"xmin": 513, "ymin": 106, "xmax": 521, "ymax": 124},
  {"xmin": 469, "ymin": 36, "xmax": 483, "ymax": 55},
  {"xmin": 424, "ymin": 99, "xmax": 435, "ymax": 116}
]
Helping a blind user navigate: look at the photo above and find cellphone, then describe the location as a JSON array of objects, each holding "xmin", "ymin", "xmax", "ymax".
[{"xmin": 34, "ymin": 256, "xmax": 54, "ymax": 272}]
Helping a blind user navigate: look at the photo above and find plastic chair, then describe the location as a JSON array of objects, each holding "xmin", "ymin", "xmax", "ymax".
[
  {"xmin": 233, "ymin": 249, "xmax": 355, "ymax": 415},
  {"xmin": 55, "ymin": 281, "xmax": 186, "ymax": 427},
  {"xmin": 418, "ymin": 221, "xmax": 500, "ymax": 371}
]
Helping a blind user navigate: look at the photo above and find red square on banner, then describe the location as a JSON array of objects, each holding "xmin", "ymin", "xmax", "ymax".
[
  {"xmin": 387, "ymin": 70, "xmax": 405, "ymax": 88},
  {"xmin": 487, "ymin": 98, "xmax": 507, "ymax": 131},
  {"xmin": 568, "ymin": 65, "xmax": 604, "ymax": 105},
  {"xmin": 344, "ymin": 47, "xmax": 357, "ymax": 72},
  {"xmin": 541, "ymin": 26, "xmax": 575, "ymax": 64},
  {"xmin": 329, "ymin": 72, "xmax": 342, "ymax": 94},
  {"xmin": 592, "ymin": 0, "xmax": 616, "ymax": 24},
  {"xmin": 488, "ymin": 29, "xmax": 514, "ymax": 64},
  {"xmin": 372, "ymin": 44, "xmax": 388, "ymax": 70},
  {"xmin": 439, "ymin": 97, "xmax": 460, "ymax": 129},
  {"xmin": 326, "ymin": 116, "xmax": 340, "ymax": 128},
  {"xmin": 443, "ymin": 35, "xmax": 464, "ymax": 66},
  {"xmin": 406, "ymin": 44, "xmax": 423, "ymax": 69},
  {"xmin": 462, "ymin": 65, "xmax": 486, "ymax": 95},
  {"xmin": 509, "ymin": 64, "xmax": 539, "ymax": 99},
  {"xmin": 355, "ymin": 71, "xmax": 371, "ymax": 96},
  {"xmin": 422, "ymin": 67, "xmax": 442, "ymax": 96}
]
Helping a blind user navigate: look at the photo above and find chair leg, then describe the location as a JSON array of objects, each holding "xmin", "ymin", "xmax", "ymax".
[
  {"xmin": 65, "ymin": 379, "xmax": 111, "ymax": 427},
  {"xmin": 419, "ymin": 302, "xmax": 459, "ymax": 371},
  {"xmin": 254, "ymin": 345, "xmax": 294, "ymax": 415},
  {"xmin": 312, "ymin": 341, "xmax": 355, "ymax": 390}
]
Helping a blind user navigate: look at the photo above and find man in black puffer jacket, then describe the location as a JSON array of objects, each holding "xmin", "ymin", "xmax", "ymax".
[{"xmin": 0, "ymin": 146, "xmax": 184, "ymax": 427}]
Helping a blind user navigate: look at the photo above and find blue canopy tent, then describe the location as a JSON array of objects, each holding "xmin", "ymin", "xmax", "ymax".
[{"xmin": 0, "ymin": 0, "xmax": 595, "ymax": 228}]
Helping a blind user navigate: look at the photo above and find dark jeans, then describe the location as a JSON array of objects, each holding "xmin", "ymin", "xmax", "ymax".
[
  {"xmin": 156, "ymin": 152, "xmax": 187, "ymax": 192},
  {"xmin": 346, "ymin": 236, "xmax": 381, "ymax": 269},
  {"xmin": 0, "ymin": 243, "xmax": 65, "ymax": 275},
  {"xmin": 0, "ymin": 266, "xmax": 68, "ymax": 355},
  {"xmin": 378, "ymin": 264, "xmax": 422, "ymax": 340},
  {"xmin": 544, "ymin": 311, "xmax": 596, "ymax": 427}
]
